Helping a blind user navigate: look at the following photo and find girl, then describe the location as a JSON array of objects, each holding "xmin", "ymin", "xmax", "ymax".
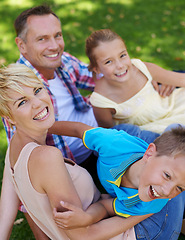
[{"xmin": 86, "ymin": 29, "xmax": 185, "ymax": 133}]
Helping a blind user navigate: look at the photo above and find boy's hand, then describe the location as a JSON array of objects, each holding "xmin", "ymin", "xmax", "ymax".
[{"xmin": 53, "ymin": 201, "xmax": 91, "ymax": 229}]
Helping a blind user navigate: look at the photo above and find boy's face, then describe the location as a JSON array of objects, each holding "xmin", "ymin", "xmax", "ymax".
[{"xmin": 138, "ymin": 144, "xmax": 185, "ymax": 202}]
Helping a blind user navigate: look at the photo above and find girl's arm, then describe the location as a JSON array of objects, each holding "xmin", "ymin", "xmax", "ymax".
[
  {"xmin": 93, "ymin": 106, "xmax": 115, "ymax": 128},
  {"xmin": 145, "ymin": 62, "xmax": 185, "ymax": 87},
  {"xmin": 0, "ymin": 165, "xmax": 20, "ymax": 239}
]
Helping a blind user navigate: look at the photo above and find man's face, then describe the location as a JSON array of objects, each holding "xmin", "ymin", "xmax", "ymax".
[{"xmin": 16, "ymin": 14, "xmax": 65, "ymax": 79}]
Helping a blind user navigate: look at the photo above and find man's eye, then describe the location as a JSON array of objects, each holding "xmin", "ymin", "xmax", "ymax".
[{"xmin": 18, "ymin": 100, "xmax": 26, "ymax": 107}]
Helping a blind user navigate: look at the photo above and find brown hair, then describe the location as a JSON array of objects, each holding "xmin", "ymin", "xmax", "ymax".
[
  {"xmin": 85, "ymin": 29, "xmax": 125, "ymax": 71},
  {"xmin": 14, "ymin": 5, "xmax": 59, "ymax": 41},
  {"xmin": 154, "ymin": 126, "xmax": 185, "ymax": 157}
]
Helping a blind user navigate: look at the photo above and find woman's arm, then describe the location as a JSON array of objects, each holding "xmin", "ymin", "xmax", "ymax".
[
  {"xmin": 0, "ymin": 165, "xmax": 20, "ymax": 240},
  {"xmin": 31, "ymin": 146, "xmax": 152, "ymax": 240}
]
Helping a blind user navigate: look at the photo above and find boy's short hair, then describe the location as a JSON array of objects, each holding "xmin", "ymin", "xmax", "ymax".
[
  {"xmin": 154, "ymin": 126, "xmax": 185, "ymax": 157},
  {"xmin": 14, "ymin": 5, "xmax": 59, "ymax": 41},
  {"xmin": 0, "ymin": 63, "xmax": 44, "ymax": 123}
]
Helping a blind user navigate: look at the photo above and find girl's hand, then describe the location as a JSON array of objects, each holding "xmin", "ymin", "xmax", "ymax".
[
  {"xmin": 151, "ymin": 80, "xmax": 176, "ymax": 97},
  {"xmin": 53, "ymin": 201, "xmax": 91, "ymax": 230}
]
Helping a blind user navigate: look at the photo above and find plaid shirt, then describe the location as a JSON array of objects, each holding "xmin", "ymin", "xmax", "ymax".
[{"xmin": 2, "ymin": 52, "xmax": 95, "ymax": 161}]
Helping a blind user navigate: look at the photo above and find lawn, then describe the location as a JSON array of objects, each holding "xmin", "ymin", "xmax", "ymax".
[{"xmin": 0, "ymin": 0, "xmax": 185, "ymax": 239}]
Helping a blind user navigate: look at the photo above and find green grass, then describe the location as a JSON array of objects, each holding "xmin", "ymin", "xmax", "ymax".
[{"xmin": 0, "ymin": 0, "xmax": 185, "ymax": 239}]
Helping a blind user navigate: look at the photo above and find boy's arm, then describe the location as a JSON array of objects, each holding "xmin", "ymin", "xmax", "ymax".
[
  {"xmin": 48, "ymin": 121, "xmax": 92, "ymax": 138},
  {"xmin": 0, "ymin": 165, "xmax": 20, "ymax": 239}
]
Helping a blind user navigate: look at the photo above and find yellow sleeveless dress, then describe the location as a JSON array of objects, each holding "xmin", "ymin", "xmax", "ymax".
[{"xmin": 90, "ymin": 59, "xmax": 185, "ymax": 133}]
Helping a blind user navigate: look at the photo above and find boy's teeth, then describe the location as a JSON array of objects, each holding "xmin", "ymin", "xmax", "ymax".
[
  {"xmin": 34, "ymin": 108, "xmax": 47, "ymax": 120},
  {"xmin": 151, "ymin": 186, "xmax": 160, "ymax": 197}
]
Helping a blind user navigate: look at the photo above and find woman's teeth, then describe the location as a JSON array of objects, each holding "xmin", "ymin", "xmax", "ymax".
[{"xmin": 33, "ymin": 108, "xmax": 47, "ymax": 120}]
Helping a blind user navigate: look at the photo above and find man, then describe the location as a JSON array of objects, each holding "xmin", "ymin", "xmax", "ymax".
[{"xmin": 1, "ymin": 5, "xmax": 182, "ymax": 240}]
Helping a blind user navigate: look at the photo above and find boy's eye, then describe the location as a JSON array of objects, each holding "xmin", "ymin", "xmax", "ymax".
[
  {"xmin": 177, "ymin": 186, "xmax": 183, "ymax": 192},
  {"xmin": 164, "ymin": 172, "xmax": 171, "ymax": 179},
  {"xmin": 34, "ymin": 87, "xmax": 42, "ymax": 95}
]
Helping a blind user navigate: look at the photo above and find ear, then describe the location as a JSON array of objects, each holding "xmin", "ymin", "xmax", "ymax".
[
  {"xmin": 143, "ymin": 143, "xmax": 157, "ymax": 162},
  {"xmin": 93, "ymin": 66, "xmax": 101, "ymax": 74},
  {"xmin": 15, "ymin": 37, "xmax": 27, "ymax": 55},
  {"xmin": 4, "ymin": 116, "xmax": 16, "ymax": 126}
]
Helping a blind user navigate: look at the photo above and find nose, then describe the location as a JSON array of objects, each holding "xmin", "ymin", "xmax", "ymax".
[
  {"xmin": 162, "ymin": 182, "xmax": 177, "ymax": 198},
  {"xmin": 116, "ymin": 59, "xmax": 123, "ymax": 69},
  {"xmin": 32, "ymin": 96, "xmax": 42, "ymax": 108},
  {"xmin": 48, "ymin": 37, "xmax": 58, "ymax": 50}
]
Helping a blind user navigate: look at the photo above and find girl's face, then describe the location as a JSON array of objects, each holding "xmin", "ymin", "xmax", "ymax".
[
  {"xmin": 93, "ymin": 38, "xmax": 132, "ymax": 83},
  {"xmin": 7, "ymin": 85, "xmax": 55, "ymax": 137},
  {"xmin": 138, "ymin": 144, "xmax": 185, "ymax": 202}
]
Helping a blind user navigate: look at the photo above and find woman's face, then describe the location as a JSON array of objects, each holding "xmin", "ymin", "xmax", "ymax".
[{"xmin": 7, "ymin": 84, "xmax": 55, "ymax": 137}]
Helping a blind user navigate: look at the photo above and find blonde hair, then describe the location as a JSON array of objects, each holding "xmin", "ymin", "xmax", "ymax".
[
  {"xmin": 0, "ymin": 63, "xmax": 44, "ymax": 122},
  {"xmin": 85, "ymin": 29, "xmax": 125, "ymax": 71}
]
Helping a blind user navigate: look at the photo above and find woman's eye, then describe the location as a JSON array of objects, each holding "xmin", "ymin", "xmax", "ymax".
[
  {"xmin": 35, "ymin": 87, "xmax": 42, "ymax": 95},
  {"xmin": 18, "ymin": 100, "xmax": 26, "ymax": 107}
]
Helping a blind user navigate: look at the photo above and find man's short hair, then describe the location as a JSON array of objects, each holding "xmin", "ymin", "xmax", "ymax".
[{"xmin": 14, "ymin": 5, "xmax": 59, "ymax": 41}]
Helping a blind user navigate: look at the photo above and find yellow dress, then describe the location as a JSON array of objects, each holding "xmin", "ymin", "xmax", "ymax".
[{"xmin": 90, "ymin": 59, "xmax": 185, "ymax": 134}]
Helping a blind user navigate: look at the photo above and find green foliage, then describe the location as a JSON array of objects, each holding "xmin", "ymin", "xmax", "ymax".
[{"xmin": 0, "ymin": 0, "xmax": 185, "ymax": 239}]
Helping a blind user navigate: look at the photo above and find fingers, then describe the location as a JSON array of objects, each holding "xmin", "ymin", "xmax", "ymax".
[{"xmin": 158, "ymin": 85, "xmax": 175, "ymax": 97}]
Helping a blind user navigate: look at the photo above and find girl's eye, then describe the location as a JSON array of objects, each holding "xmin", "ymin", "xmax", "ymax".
[
  {"xmin": 34, "ymin": 87, "xmax": 42, "ymax": 95},
  {"xmin": 18, "ymin": 100, "xmax": 26, "ymax": 107},
  {"xmin": 105, "ymin": 60, "xmax": 111, "ymax": 65},
  {"xmin": 120, "ymin": 53, "xmax": 126, "ymax": 58}
]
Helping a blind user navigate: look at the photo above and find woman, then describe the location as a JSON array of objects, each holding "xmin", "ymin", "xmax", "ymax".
[{"xmin": 0, "ymin": 63, "xmax": 149, "ymax": 239}]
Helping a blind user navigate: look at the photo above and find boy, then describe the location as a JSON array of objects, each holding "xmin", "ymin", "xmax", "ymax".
[{"xmin": 50, "ymin": 122, "xmax": 185, "ymax": 226}]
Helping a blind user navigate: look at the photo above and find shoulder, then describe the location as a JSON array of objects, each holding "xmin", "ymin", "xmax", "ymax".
[{"xmin": 30, "ymin": 145, "xmax": 63, "ymax": 165}]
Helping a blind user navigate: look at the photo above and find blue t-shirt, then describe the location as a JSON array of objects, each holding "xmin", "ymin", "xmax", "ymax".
[{"xmin": 83, "ymin": 127, "xmax": 169, "ymax": 217}]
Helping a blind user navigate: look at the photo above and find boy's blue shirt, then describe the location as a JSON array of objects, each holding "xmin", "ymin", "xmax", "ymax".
[{"xmin": 83, "ymin": 127, "xmax": 169, "ymax": 217}]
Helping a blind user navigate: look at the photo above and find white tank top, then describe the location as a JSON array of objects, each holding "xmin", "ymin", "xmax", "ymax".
[{"xmin": 48, "ymin": 73, "xmax": 98, "ymax": 163}]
